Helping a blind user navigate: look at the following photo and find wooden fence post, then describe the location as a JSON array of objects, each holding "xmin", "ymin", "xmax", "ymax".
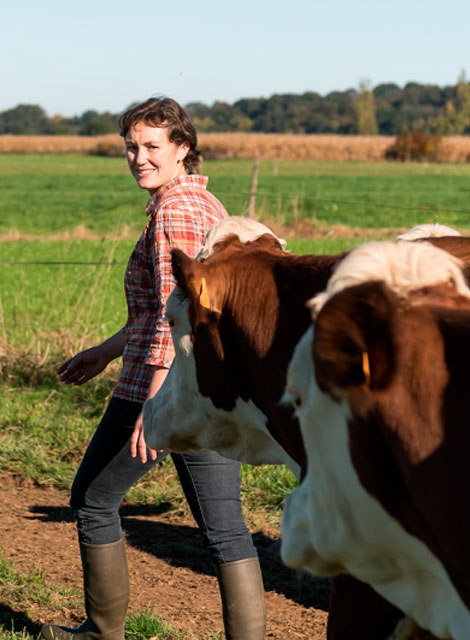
[{"xmin": 248, "ymin": 155, "xmax": 260, "ymax": 218}]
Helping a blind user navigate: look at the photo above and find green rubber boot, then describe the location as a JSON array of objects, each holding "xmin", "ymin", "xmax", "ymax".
[
  {"xmin": 40, "ymin": 539, "xmax": 129, "ymax": 640},
  {"xmin": 215, "ymin": 557, "xmax": 266, "ymax": 639}
]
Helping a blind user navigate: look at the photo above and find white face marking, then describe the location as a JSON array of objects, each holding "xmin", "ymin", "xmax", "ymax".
[
  {"xmin": 143, "ymin": 286, "xmax": 300, "ymax": 478},
  {"xmin": 197, "ymin": 215, "xmax": 287, "ymax": 260},
  {"xmin": 281, "ymin": 326, "xmax": 470, "ymax": 640}
]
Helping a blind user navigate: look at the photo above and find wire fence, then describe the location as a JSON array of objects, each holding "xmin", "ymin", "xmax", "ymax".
[
  {"xmin": 2, "ymin": 185, "xmax": 470, "ymax": 266},
  {"xmin": 213, "ymin": 189, "xmax": 470, "ymax": 216},
  {"xmin": 30, "ymin": 196, "xmax": 143, "ymax": 238},
  {"xmin": 0, "ymin": 261, "xmax": 125, "ymax": 265}
]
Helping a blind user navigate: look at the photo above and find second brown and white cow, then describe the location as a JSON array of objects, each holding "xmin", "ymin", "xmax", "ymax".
[
  {"xmin": 282, "ymin": 241, "xmax": 470, "ymax": 639},
  {"xmin": 142, "ymin": 231, "xmax": 399, "ymax": 638}
]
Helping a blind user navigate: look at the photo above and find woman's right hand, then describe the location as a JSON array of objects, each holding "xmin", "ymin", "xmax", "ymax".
[{"xmin": 57, "ymin": 345, "xmax": 110, "ymax": 385}]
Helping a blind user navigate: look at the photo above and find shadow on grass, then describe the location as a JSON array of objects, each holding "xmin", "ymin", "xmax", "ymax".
[
  {"xmin": 0, "ymin": 603, "xmax": 42, "ymax": 637},
  {"xmin": 28, "ymin": 503, "xmax": 330, "ymax": 613}
]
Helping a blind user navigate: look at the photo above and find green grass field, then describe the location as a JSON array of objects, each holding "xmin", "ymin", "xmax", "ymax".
[
  {"xmin": 1, "ymin": 154, "xmax": 470, "ymax": 639},
  {"xmin": 2, "ymin": 155, "xmax": 470, "ymax": 235},
  {"xmin": 2, "ymin": 154, "xmax": 470, "ymax": 495}
]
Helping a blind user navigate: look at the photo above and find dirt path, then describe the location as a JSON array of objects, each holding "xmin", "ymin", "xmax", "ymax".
[{"xmin": 0, "ymin": 472, "xmax": 329, "ymax": 639}]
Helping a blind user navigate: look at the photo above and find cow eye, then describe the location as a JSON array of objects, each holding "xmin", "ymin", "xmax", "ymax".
[
  {"xmin": 282, "ymin": 387, "xmax": 303, "ymax": 411},
  {"xmin": 168, "ymin": 319, "xmax": 175, "ymax": 327}
]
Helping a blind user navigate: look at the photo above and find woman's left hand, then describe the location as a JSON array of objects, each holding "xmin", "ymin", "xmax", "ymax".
[
  {"xmin": 131, "ymin": 368, "xmax": 168, "ymax": 463},
  {"xmin": 130, "ymin": 412, "xmax": 158, "ymax": 463}
]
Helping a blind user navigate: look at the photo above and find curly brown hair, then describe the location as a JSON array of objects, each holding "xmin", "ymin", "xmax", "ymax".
[{"xmin": 119, "ymin": 97, "xmax": 202, "ymax": 174}]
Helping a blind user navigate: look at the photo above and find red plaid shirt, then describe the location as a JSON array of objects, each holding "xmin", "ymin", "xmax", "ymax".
[{"xmin": 113, "ymin": 175, "xmax": 228, "ymax": 404}]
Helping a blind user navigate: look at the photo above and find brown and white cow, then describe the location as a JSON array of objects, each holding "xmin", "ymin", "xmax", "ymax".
[
  {"xmin": 143, "ymin": 232, "xmax": 470, "ymax": 472},
  {"xmin": 143, "ymin": 227, "xmax": 470, "ymax": 639},
  {"xmin": 143, "ymin": 231, "xmax": 394, "ymax": 638},
  {"xmin": 143, "ymin": 232, "xmax": 344, "ymax": 477},
  {"xmin": 282, "ymin": 241, "xmax": 470, "ymax": 639}
]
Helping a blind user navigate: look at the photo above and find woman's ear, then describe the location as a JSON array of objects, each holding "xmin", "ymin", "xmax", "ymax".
[{"xmin": 178, "ymin": 141, "xmax": 190, "ymax": 163}]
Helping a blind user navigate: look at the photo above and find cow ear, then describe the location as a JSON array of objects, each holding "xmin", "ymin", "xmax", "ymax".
[
  {"xmin": 251, "ymin": 233, "xmax": 285, "ymax": 252},
  {"xmin": 313, "ymin": 281, "xmax": 397, "ymax": 392},
  {"xmin": 171, "ymin": 248, "xmax": 195, "ymax": 294},
  {"xmin": 171, "ymin": 249, "xmax": 223, "ymax": 315}
]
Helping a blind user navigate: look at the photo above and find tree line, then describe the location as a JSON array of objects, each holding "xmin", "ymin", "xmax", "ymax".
[{"xmin": 2, "ymin": 75, "xmax": 469, "ymax": 136}]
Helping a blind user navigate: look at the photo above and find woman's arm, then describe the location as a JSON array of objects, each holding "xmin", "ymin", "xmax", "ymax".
[{"xmin": 130, "ymin": 203, "xmax": 207, "ymax": 461}]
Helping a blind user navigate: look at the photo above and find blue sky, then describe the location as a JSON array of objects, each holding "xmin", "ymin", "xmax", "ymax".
[{"xmin": 3, "ymin": 0, "xmax": 469, "ymax": 117}]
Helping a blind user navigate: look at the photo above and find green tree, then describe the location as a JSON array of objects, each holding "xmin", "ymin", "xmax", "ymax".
[
  {"xmin": 455, "ymin": 70, "xmax": 470, "ymax": 133},
  {"xmin": 43, "ymin": 114, "xmax": 78, "ymax": 135},
  {"xmin": 210, "ymin": 101, "xmax": 236, "ymax": 131},
  {"xmin": 437, "ymin": 71, "xmax": 470, "ymax": 134},
  {"xmin": 0, "ymin": 104, "xmax": 48, "ymax": 134},
  {"xmin": 229, "ymin": 114, "xmax": 253, "ymax": 131},
  {"xmin": 353, "ymin": 80, "xmax": 378, "ymax": 135},
  {"xmin": 192, "ymin": 116, "xmax": 216, "ymax": 132},
  {"xmin": 185, "ymin": 102, "xmax": 211, "ymax": 120},
  {"xmin": 78, "ymin": 110, "xmax": 118, "ymax": 135},
  {"xmin": 440, "ymin": 100, "xmax": 459, "ymax": 134}
]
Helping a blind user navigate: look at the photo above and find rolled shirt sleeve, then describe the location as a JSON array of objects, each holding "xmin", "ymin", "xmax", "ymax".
[{"xmin": 143, "ymin": 206, "xmax": 206, "ymax": 367}]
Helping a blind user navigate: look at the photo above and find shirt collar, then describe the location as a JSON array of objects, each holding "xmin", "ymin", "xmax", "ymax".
[{"xmin": 145, "ymin": 174, "xmax": 209, "ymax": 216}]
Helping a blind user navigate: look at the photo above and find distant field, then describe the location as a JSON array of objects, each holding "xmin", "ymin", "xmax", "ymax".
[
  {"xmin": 1, "ymin": 154, "xmax": 470, "ymax": 500},
  {"xmin": 1, "ymin": 132, "xmax": 470, "ymax": 163},
  {"xmin": 1, "ymin": 152, "xmax": 470, "ymax": 639},
  {"xmin": 3, "ymin": 153, "xmax": 470, "ymax": 347},
  {"xmin": 2, "ymin": 155, "xmax": 470, "ymax": 237}
]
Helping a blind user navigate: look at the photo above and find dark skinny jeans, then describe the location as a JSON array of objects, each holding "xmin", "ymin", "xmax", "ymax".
[{"xmin": 70, "ymin": 396, "xmax": 257, "ymax": 566}]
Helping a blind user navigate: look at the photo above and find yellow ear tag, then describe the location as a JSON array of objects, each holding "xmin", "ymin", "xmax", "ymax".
[
  {"xmin": 362, "ymin": 351, "xmax": 371, "ymax": 386},
  {"xmin": 199, "ymin": 278, "xmax": 211, "ymax": 310}
]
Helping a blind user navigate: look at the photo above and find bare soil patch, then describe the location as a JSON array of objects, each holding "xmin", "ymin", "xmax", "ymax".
[{"xmin": 0, "ymin": 472, "xmax": 329, "ymax": 639}]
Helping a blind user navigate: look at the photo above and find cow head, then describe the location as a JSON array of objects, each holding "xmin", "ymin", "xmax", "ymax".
[
  {"xmin": 143, "ymin": 234, "xmax": 300, "ymax": 475},
  {"xmin": 280, "ymin": 281, "xmax": 398, "ymax": 574},
  {"xmin": 281, "ymin": 278, "xmax": 470, "ymax": 637}
]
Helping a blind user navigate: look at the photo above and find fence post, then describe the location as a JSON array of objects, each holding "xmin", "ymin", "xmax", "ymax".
[{"xmin": 248, "ymin": 155, "xmax": 260, "ymax": 218}]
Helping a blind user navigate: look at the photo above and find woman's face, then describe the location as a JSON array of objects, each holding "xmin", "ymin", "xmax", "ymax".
[{"xmin": 125, "ymin": 122, "xmax": 189, "ymax": 194}]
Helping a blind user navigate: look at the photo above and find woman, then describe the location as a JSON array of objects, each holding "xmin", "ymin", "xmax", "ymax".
[{"xmin": 41, "ymin": 98, "xmax": 266, "ymax": 640}]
